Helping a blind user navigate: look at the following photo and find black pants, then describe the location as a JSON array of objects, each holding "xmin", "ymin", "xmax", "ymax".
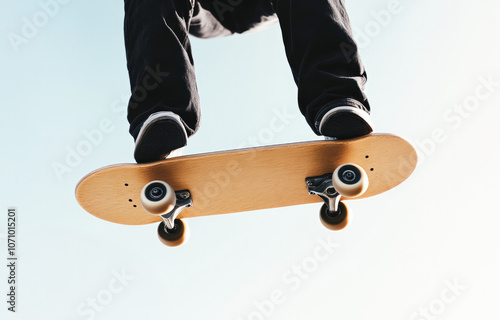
[{"xmin": 124, "ymin": 0, "xmax": 370, "ymax": 139}]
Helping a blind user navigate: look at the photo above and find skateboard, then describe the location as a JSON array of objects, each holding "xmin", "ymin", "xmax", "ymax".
[{"xmin": 75, "ymin": 134, "xmax": 417, "ymax": 246}]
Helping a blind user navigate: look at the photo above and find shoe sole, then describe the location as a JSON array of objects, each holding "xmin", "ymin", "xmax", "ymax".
[
  {"xmin": 134, "ymin": 112, "xmax": 188, "ymax": 163},
  {"xmin": 319, "ymin": 106, "xmax": 374, "ymax": 140}
]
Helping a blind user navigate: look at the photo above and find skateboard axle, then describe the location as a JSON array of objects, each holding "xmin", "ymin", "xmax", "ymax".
[
  {"xmin": 160, "ymin": 190, "xmax": 193, "ymax": 230},
  {"xmin": 306, "ymin": 174, "xmax": 341, "ymax": 213}
]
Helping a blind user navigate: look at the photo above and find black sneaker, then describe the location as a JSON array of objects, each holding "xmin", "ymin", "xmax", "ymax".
[
  {"xmin": 318, "ymin": 106, "xmax": 374, "ymax": 140},
  {"xmin": 134, "ymin": 111, "xmax": 188, "ymax": 163}
]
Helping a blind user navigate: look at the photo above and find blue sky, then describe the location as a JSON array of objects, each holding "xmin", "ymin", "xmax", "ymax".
[{"xmin": 1, "ymin": 0, "xmax": 500, "ymax": 319}]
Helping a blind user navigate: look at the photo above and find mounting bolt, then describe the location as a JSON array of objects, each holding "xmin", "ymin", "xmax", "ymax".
[{"xmin": 179, "ymin": 191, "xmax": 190, "ymax": 199}]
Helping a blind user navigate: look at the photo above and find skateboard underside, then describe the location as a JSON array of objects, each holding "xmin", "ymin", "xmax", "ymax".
[{"xmin": 75, "ymin": 134, "xmax": 417, "ymax": 225}]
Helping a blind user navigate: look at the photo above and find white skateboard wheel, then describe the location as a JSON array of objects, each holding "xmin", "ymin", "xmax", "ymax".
[
  {"xmin": 157, "ymin": 219, "xmax": 189, "ymax": 247},
  {"xmin": 319, "ymin": 201, "xmax": 349, "ymax": 231},
  {"xmin": 332, "ymin": 163, "xmax": 368, "ymax": 198},
  {"xmin": 140, "ymin": 180, "xmax": 176, "ymax": 215}
]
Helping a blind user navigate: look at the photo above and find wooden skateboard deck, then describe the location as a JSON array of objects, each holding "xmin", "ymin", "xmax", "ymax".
[{"xmin": 76, "ymin": 134, "xmax": 417, "ymax": 226}]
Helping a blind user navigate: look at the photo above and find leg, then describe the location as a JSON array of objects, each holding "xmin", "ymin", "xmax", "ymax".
[
  {"xmin": 124, "ymin": 0, "xmax": 276, "ymax": 163},
  {"xmin": 124, "ymin": 0, "xmax": 199, "ymax": 139},
  {"xmin": 273, "ymin": 0, "xmax": 372, "ymax": 136}
]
